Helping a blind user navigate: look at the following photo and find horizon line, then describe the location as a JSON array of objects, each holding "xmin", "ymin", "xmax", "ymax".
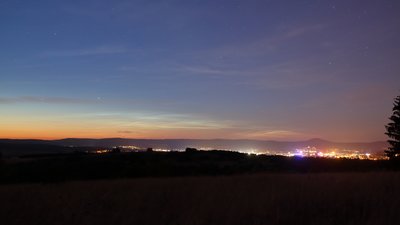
[{"xmin": 0, "ymin": 137, "xmax": 387, "ymax": 143}]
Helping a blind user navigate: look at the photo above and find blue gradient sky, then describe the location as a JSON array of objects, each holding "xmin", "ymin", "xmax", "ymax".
[{"xmin": 1, "ymin": 0, "xmax": 399, "ymax": 141}]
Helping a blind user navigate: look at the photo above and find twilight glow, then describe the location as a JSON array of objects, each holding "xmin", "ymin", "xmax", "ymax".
[{"xmin": 1, "ymin": 1, "xmax": 399, "ymax": 142}]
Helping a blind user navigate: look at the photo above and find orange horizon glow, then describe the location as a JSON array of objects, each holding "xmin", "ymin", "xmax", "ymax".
[
  {"xmin": 0, "ymin": 106, "xmax": 388, "ymax": 142},
  {"xmin": 0, "ymin": 125, "xmax": 311, "ymax": 141},
  {"xmin": 0, "ymin": 129, "xmax": 386, "ymax": 142}
]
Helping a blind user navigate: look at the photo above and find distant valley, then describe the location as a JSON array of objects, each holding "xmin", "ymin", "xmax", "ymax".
[{"xmin": 0, "ymin": 138, "xmax": 388, "ymax": 157}]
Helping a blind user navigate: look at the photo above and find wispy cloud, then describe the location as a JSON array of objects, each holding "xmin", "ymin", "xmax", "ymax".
[
  {"xmin": 117, "ymin": 130, "xmax": 134, "ymax": 134},
  {"xmin": 114, "ymin": 23, "xmax": 329, "ymax": 83},
  {"xmin": 176, "ymin": 65, "xmax": 230, "ymax": 75},
  {"xmin": 232, "ymin": 59, "xmax": 339, "ymax": 90},
  {"xmin": 117, "ymin": 63, "xmax": 238, "ymax": 80},
  {"xmin": 237, "ymin": 129, "xmax": 305, "ymax": 140},
  {"xmin": 203, "ymin": 23, "xmax": 327, "ymax": 59},
  {"xmin": 122, "ymin": 114, "xmax": 232, "ymax": 130},
  {"xmin": 71, "ymin": 110, "xmax": 234, "ymax": 131},
  {"xmin": 0, "ymin": 96, "xmax": 99, "ymax": 104},
  {"xmin": 41, "ymin": 46, "xmax": 127, "ymax": 57},
  {"xmin": 284, "ymin": 24, "xmax": 325, "ymax": 39}
]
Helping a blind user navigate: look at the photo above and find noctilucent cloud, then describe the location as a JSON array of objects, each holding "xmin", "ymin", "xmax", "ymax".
[{"xmin": 1, "ymin": 0, "xmax": 399, "ymax": 141}]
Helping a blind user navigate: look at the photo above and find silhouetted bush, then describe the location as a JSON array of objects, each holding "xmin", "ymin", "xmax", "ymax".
[{"xmin": 185, "ymin": 148, "xmax": 198, "ymax": 153}]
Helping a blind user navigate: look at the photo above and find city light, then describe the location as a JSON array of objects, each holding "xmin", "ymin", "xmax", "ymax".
[{"xmin": 88, "ymin": 145, "xmax": 387, "ymax": 160}]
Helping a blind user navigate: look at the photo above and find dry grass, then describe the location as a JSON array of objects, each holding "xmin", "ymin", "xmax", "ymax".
[{"xmin": 0, "ymin": 172, "xmax": 399, "ymax": 225}]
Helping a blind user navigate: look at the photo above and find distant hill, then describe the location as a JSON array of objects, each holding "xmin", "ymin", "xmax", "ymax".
[
  {"xmin": 0, "ymin": 142, "xmax": 70, "ymax": 157},
  {"xmin": 0, "ymin": 138, "xmax": 388, "ymax": 156}
]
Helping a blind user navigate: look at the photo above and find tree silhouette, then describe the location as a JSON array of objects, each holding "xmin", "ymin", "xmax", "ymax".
[
  {"xmin": 185, "ymin": 147, "xmax": 198, "ymax": 153},
  {"xmin": 385, "ymin": 95, "xmax": 400, "ymax": 160}
]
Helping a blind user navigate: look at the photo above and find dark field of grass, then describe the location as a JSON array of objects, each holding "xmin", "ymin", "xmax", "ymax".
[
  {"xmin": 0, "ymin": 151, "xmax": 394, "ymax": 184},
  {"xmin": 1, "ymin": 172, "xmax": 399, "ymax": 225}
]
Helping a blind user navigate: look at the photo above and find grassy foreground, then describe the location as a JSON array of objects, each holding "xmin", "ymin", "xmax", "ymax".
[
  {"xmin": 0, "ymin": 151, "xmax": 391, "ymax": 184},
  {"xmin": 1, "ymin": 172, "xmax": 399, "ymax": 225}
]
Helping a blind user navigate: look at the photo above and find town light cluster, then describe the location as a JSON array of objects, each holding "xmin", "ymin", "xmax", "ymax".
[{"xmin": 90, "ymin": 145, "xmax": 386, "ymax": 160}]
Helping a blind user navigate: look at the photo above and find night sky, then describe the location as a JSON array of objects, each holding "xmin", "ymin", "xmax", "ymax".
[{"xmin": 1, "ymin": 0, "xmax": 399, "ymax": 141}]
